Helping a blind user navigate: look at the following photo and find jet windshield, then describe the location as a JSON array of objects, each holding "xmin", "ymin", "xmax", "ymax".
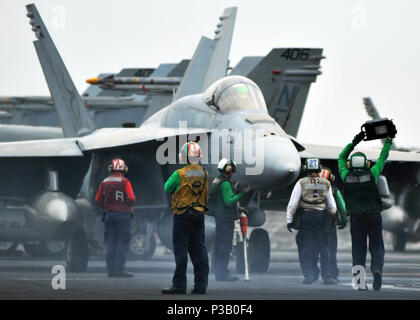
[{"xmin": 204, "ymin": 76, "xmax": 267, "ymax": 112}]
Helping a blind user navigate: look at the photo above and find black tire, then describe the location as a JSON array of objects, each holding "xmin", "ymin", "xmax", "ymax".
[
  {"xmin": 23, "ymin": 242, "xmax": 43, "ymax": 256},
  {"xmin": 248, "ymin": 228, "xmax": 270, "ymax": 273},
  {"xmin": 393, "ymin": 232, "xmax": 407, "ymax": 252},
  {"xmin": 24, "ymin": 240, "xmax": 67, "ymax": 257},
  {"xmin": 128, "ymin": 231, "xmax": 156, "ymax": 261},
  {"xmin": 235, "ymin": 241, "xmax": 245, "ymax": 274},
  {"xmin": 42, "ymin": 240, "xmax": 67, "ymax": 257},
  {"xmin": 0, "ymin": 241, "xmax": 17, "ymax": 256},
  {"xmin": 66, "ymin": 230, "xmax": 89, "ymax": 272}
]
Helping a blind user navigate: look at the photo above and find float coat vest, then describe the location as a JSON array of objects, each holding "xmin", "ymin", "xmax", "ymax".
[
  {"xmin": 344, "ymin": 170, "xmax": 383, "ymax": 215},
  {"xmin": 171, "ymin": 164, "xmax": 208, "ymax": 215},
  {"xmin": 95, "ymin": 175, "xmax": 136, "ymax": 213},
  {"xmin": 207, "ymin": 175, "xmax": 237, "ymax": 218},
  {"xmin": 298, "ymin": 176, "xmax": 330, "ymax": 211}
]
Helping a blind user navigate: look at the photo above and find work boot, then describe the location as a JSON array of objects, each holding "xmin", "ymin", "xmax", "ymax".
[
  {"xmin": 302, "ymin": 278, "xmax": 313, "ymax": 284},
  {"xmin": 110, "ymin": 272, "xmax": 134, "ymax": 278},
  {"xmin": 161, "ymin": 287, "xmax": 187, "ymax": 294},
  {"xmin": 373, "ymin": 271, "xmax": 382, "ymax": 291},
  {"xmin": 323, "ymin": 278, "xmax": 338, "ymax": 285},
  {"xmin": 191, "ymin": 288, "xmax": 206, "ymax": 295}
]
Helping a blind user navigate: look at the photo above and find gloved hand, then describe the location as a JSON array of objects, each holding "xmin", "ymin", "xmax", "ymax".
[
  {"xmin": 338, "ymin": 221, "xmax": 347, "ymax": 230},
  {"xmin": 352, "ymin": 131, "xmax": 365, "ymax": 145},
  {"xmin": 388, "ymin": 122, "xmax": 397, "ymax": 139},
  {"xmin": 234, "ymin": 182, "xmax": 251, "ymax": 194},
  {"xmin": 241, "ymin": 183, "xmax": 251, "ymax": 194},
  {"xmin": 287, "ymin": 223, "xmax": 294, "ymax": 233}
]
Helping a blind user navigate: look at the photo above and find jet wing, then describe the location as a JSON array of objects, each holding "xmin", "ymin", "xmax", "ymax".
[
  {"xmin": 78, "ymin": 127, "xmax": 211, "ymax": 151},
  {"xmin": 0, "ymin": 127, "xmax": 211, "ymax": 157},
  {"xmin": 0, "ymin": 138, "xmax": 82, "ymax": 157}
]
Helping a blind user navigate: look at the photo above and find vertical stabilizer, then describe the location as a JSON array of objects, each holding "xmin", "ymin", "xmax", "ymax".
[
  {"xmin": 174, "ymin": 7, "xmax": 237, "ymax": 101},
  {"xmin": 26, "ymin": 4, "xmax": 95, "ymax": 137},
  {"xmin": 232, "ymin": 48, "xmax": 324, "ymax": 137},
  {"xmin": 202, "ymin": 7, "xmax": 237, "ymax": 90}
]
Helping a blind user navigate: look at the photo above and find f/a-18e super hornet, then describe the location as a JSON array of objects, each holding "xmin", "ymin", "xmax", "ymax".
[
  {"xmin": 0, "ymin": 4, "xmax": 310, "ymax": 271},
  {"xmin": 363, "ymin": 97, "xmax": 420, "ymax": 251},
  {"xmin": 0, "ymin": 3, "xmax": 326, "ymax": 265},
  {"xmin": 4, "ymin": 4, "xmax": 420, "ymax": 274}
]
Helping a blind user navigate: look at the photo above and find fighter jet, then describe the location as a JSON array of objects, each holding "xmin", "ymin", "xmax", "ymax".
[
  {"xmin": 0, "ymin": 4, "xmax": 306, "ymax": 271},
  {"xmin": 0, "ymin": 4, "xmax": 323, "ymax": 261},
  {"xmin": 363, "ymin": 97, "xmax": 420, "ymax": 251}
]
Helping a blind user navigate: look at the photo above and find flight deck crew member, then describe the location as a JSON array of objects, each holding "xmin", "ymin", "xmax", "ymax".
[
  {"xmin": 208, "ymin": 159, "xmax": 250, "ymax": 281},
  {"xmin": 338, "ymin": 131, "xmax": 394, "ymax": 291},
  {"xmin": 161, "ymin": 141, "xmax": 209, "ymax": 295},
  {"xmin": 286, "ymin": 158, "xmax": 337, "ymax": 285},
  {"xmin": 318, "ymin": 168, "xmax": 348, "ymax": 282},
  {"xmin": 95, "ymin": 158, "xmax": 136, "ymax": 278}
]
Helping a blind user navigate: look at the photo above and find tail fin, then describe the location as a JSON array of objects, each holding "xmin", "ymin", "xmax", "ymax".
[
  {"xmin": 172, "ymin": 37, "xmax": 215, "ymax": 101},
  {"xmin": 26, "ymin": 3, "xmax": 95, "ymax": 137},
  {"xmin": 363, "ymin": 97, "xmax": 381, "ymax": 119},
  {"xmin": 231, "ymin": 48, "xmax": 324, "ymax": 137},
  {"xmin": 174, "ymin": 7, "xmax": 237, "ymax": 101}
]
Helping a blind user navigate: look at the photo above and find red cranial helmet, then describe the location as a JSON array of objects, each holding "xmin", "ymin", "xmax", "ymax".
[{"xmin": 108, "ymin": 158, "xmax": 128, "ymax": 173}]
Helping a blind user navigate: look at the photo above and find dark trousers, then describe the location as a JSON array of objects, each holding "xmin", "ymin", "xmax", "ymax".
[
  {"xmin": 329, "ymin": 225, "xmax": 339, "ymax": 279},
  {"xmin": 214, "ymin": 216, "xmax": 235, "ymax": 280},
  {"xmin": 350, "ymin": 214, "xmax": 384, "ymax": 273},
  {"xmin": 296, "ymin": 211, "xmax": 332, "ymax": 281},
  {"xmin": 104, "ymin": 211, "xmax": 132, "ymax": 275},
  {"xmin": 172, "ymin": 213, "xmax": 209, "ymax": 291}
]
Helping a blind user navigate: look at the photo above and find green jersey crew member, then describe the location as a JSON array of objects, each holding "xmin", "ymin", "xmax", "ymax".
[
  {"xmin": 162, "ymin": 141, "xmax": 209, "ymax": 295},
  {"xmin": 208, "ymin": 158, "xmax": 250, "ymax": 281},
  {"xmin": 338, "ymin": 131, "xmax": 394, "ymax": 291}
]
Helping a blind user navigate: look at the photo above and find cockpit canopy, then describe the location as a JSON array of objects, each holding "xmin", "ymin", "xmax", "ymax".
[{"xmin": 204, "ymin": 76, "xmax": 267, "ymax": 112}]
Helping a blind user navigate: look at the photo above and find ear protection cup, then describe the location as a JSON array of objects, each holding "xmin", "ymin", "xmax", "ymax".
[{"xmin": 349, "ymin": 153, "xmax": 370, "ymax": 169}]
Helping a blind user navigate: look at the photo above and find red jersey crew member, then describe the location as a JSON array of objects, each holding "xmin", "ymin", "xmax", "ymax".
[{"xmin": 95, "ymin": 158, "xmax": 136, "ymax": 278}]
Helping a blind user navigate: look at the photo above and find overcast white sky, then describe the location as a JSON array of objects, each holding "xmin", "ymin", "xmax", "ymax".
[{"xmin": 0, "ymin": 0, "xmax": 418, "ymax": 149}]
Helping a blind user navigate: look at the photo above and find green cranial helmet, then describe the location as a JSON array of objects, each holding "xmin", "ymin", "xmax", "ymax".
[{"xmin": 349, "ymin": 152, "xmax": 369, "ymax": 170}]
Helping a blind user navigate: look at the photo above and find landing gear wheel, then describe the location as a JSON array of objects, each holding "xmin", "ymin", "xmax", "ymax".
[
  {"xmin": 43, "ymin": 240, "xmax": 67, "ymax": 257},
  {"xmin": 0, "ymin": 241, "xmax": 17, "ymax": 256},
  {"xmin": 24, "ymin": 240, "xmax": 66, "ymax": 257},
  {"xmin": 23, "ymin": 242, "xmax": 43, "ymax": 256},
  {"xmin": 393, "ymin": 232, "xmax": 407, "ymax": 252},
  {"xmin": 128, "ymin": 231, "xmax": 156, "ymax": 260},
  {"xmin": 66, "ymin": 230, "xmax": 89, "ymax": 272},
  {"xmin": 248, "ymin": 228, "xmax": 270, "ymax": 273}
]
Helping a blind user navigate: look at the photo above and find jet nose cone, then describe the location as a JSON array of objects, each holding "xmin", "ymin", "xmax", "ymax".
[{"xmin": 245, "ymin": 135, "xmax": 301, "ymax": 189}]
